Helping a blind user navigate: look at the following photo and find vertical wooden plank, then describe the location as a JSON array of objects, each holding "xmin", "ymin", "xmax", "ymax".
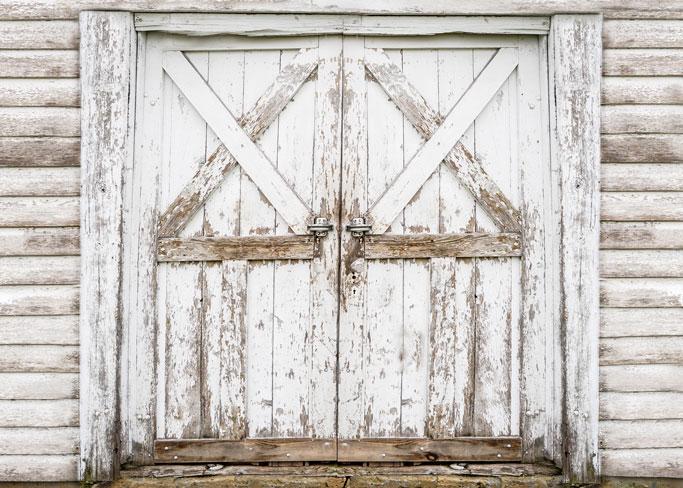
[
  {"xmin": 242, "ymin": 50, "xmax": 280, "ymax": 438},
  {"xmin": 338, "ymin": 36, "xmax": 368, "ymax": 440},
  {"xmin": 551, "ymin": 15, "xmax": 601, "ymax": 484},
  {"xmin": 202, "ymin": 50, "xmax": 246, "ymax": 439},
  {"xmin": 400, "ymin": 49, "xmax": 439, "ymax": 437},
  {"xmin": 309, "ymin": 36, "xmax": 343, "ymax": 439},
  {"xmin": 429, "ymin": 48, "xmax": 477, "ymax": 438},
  {"xmin": 79, "ymin": 11, "xmax": 135, "ymax": 482}
]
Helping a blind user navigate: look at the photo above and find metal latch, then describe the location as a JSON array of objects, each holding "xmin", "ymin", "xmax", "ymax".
[
  {"xmin": 308, "ymin": 217, "xmax": 334, "ymax": 237},
  {"xmin": 345, "ymin": 217, "xmax": 372, "ymax": 237}
]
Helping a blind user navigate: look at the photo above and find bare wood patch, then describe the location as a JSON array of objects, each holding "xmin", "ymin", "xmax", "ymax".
[
  {"xmin": 157, "ymin": 236, "xmax": 315, "ymax": 261},
  {"xmin": 602, "ymin": 134, "xmax": 683, "ymax": 163},
  {"xmin": 365, "ymin": 232, "xmax": 521, "ymax": 259},
  {"xmin": 0, "ymin": 137, "xmax": 80, "ymax": 167},
  {"xmin": 601, "ymin": 222, "xmax": 683, "ymax": 249}
]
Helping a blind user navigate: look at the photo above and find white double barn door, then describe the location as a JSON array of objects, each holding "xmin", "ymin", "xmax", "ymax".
[{"xmin": 129, "ymin": 30, "xmax": 551, "ymax": 462}]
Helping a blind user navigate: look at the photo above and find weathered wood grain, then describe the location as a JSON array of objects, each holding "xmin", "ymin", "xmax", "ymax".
[
  {"xmin": 601, "ymin": 250, "xmax": 683, "ymax": 277},
  {"xmin": 154, "ymin": 438, "xmax": 337, "ymax": 463},
  {"xmin": 157, "ymin": 236, "xmax": 315, "ymax": 261},
  {"xmin": 337, "ymin": 437, "xmax": 522, "ymax": 462},
  {"xmin": 600, "ymin": 420, "xmax": 683, "ymax": 448},
  {"xmin": 0, "ymin": 79, "xmax": 80, "ymax": 107},
  {"xmin": 602, "ymin": 134, "xmax": 683, "ymax": 163},
  {"xmin": 602, "ymin": 105, "xmax": 683, "ymax": 134},
  {"xmin": 0, "ymin": 454, "xmax": 78, "ymax": 482},
  {"xmin": 0, "ymin": 137, "xmax": 80, "ymax": 167},
  {"xmin": 0, "ymin": 168, "xmax": 80, "ymax": 197},
  {"xmin": 601, "ymin": 448, "xmax": 683, "ymax": 478},
  {"xmin": 600, "ymin": 336, "xmax": 683, "ymax": 365},
  {"xmin": 601, "ymin": 278, "xmax": 683, "ymax": 307},
  {"xmin": 0, "ymin": 315, "xmax": 79, "ymax": 344},
  {"xmin": 601, "ymin": 192, "xmax": 683, "ymax": 221},
  {"xmin": 364, "ymin": 233, "xmax": 521, "ymax": 259},
  {"xmin": 603, "ymin": 49, "xmax": 683, "ymax": 76},
  {"xmin": 0, "ymin": 400, "xmax": 78, "ymax": 427},
  {"xmin": 0, "ymin": 197, "xmax": 79, "ymax": 227},
  {"xmin": 0, "ymin": 227, "xmax": 79, "ymax": 256},
  {"xmin": 0, "ymin": 285, "xmax": 79, "ymax": 315},
  {"xmin": 601, "ymin": 308, "xmax": 683, "ymax": 337},
  {"xmin": 552, "ymin": 15, "xmax": 602, "ymax": 483},
  {"xmin": 602, "ymin": 77, "xmax": 683, "ymax": 105},
  {"xmin": 0, "ymin": 108, "xmax": 80, "ymax": 137},
  {"xmin": 601, "ymin": 222, "xmax": 683, "ymax": 249},
  {"xmin": 602, "ymin": 164, "xmax": 683, "ymax": 191},
  {"xmin": 0, "ymin": 373, "xmax": 78, "ymax": 400},
  {"xmin": 0, "ymin": 256, "xmax": 79, "ymax": 285},
  {"xmin": 0, "ymin": 427, "xmax": 78, "ymax": 454},
  {"xmin": 0, "ymin": 345, "xmax": 78, "ymax": 372},
  {"xmin": 603, "ymin": 20, "xmax": 683, "ymax": 48},
  {"xmin": 0, "ymin": 20, "xmax": 78, "ymax": 49},
  {"xmin": 600, "ymin": 364, "xmax": 683, "ymax": 392},
  {"xmin": 600, "ymin": 392, "xmax": 683, "ymax": 420},
  {"xmin": 0, "ymin": 50, "xmax": 78, "ymax": 78}
]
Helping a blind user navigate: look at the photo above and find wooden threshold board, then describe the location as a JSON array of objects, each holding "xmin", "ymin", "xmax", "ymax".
[{"xmin": 154, "ymin": 437, "xmax": 522, "ymax": 463}]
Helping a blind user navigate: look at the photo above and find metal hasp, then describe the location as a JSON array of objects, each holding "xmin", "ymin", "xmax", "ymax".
[
  {"xmin": 346, "ymin": 217, "xmax": 373, "ymax": 237},
  {"xmin": 307, "ymin": 216, "xmax": 334, "ymax": 237}
]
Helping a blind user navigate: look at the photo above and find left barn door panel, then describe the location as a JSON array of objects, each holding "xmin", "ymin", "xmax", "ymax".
[{"xmin": 121, "ymin": 33, "xmax": 342, "ymax": 465}]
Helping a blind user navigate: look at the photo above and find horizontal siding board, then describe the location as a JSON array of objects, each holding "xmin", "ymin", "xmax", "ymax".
[
  {"xmin": 0, "ymin": 373, "xmax": 78, "ymax": 399},
  {"xmin": 603, "ymin": 20, "xmax": 683, "ymax": 48},
  {"xmin": 0, "ymin": 285, "xmax": 79, "ymax": 315},
  {"xmin": 0, "ymin": 399, "xmax": 78, "ymax": 427},
  {"xmin": 0, "ymin": 454, "xmax": 78, "ymax": 481},
  {"xmin": 601, "ymin": 308, "xmax": 683, "ymax": 337},
  {"xmin": 0, "ymin": 427, "xmax": 78, "ymax": 454},
  {"xmin": 0, "ymin": 50, "xmax": 79, "ymax": 78},
  {"xmin": 601, "ymin": 448, "xmax": 683, "ymax": 477},
  {"xmin": 0, "ymin": 79, "xmax": 80, "ymax": 107},
  {"xmin": 601, "ymin": 278, "xmax": 683, "ymax": 307},
  {"xmin": 0, "ymin": 108, "xmax": 80, "ymax": 137},
  {"xmin": 0, "ymin": 228, "xmax": 79, "ymax": 256},
  {"xmin": 601, "ymin": 250, "xmax": 683, "ymax": 277},
  {"xmin": 601, "ymin": 134, "xmax": 683, "ymax": 163},
  {"xmin": 0, "ymin": 257, "xmax": 80, "ymax": 285},
  {"xmin": 602, "ymin": 77, "xmax": 683, "ymax": 105},
  {"xmin": 0, "ymin": 137, "xmax": 80, "ymax": 167},
  {"xmin": 600, "ymin": 336, "xmax": 683, "ymax": 365},
  {"xmin": 601, "ymin": 164, "xmax": 683, "ymax": 191},
  {"xmin": 0, "ymin": 20, "xmax": 79, "ymax": 49},
  {"xmin": 600, "ymin": 364, "xmax": 683, "ymax": 392},
  {"xmin": 600, "ymin": 392, "xmax": 683, "ymax": 420},
  {"xmin": 601, "ymin": 105, "xmax": 683, "ymax": 134},
  {"xmin": 601, "ymin": 222, "xmax": 683, "ymax": 249},
  {"xmin": 0, "ymin": 168, "xmax": 80, "ymax": 197},
  {"xmin": 0, "ymin": 315, "xmax": 79, "ymax": 344},
  {"xmin": 600, "ymin": 420, "xmax": 683, "ymax": 448},
  {"xmin": 0, "ymin": 345, "xmax": 79, "ymax": 372},
  {"xmin": 0, "ymin": 197, "xmax": 79, "ymax": 227},
  {"xmin": 603, "ymin": 49, "xmax": 683, "ymax": 76},
  {"xmin": 601, "ymin": 192, "xmax": 683, "ymax": 221}
]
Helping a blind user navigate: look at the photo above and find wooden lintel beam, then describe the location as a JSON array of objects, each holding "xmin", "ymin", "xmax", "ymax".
[
  {"xmin": 364, "ymin": 232, "xmax": 522, "ymax": 259},
  {"xmin": 157, "ymin": 235, "xmax": 315, "ymax": 262}
]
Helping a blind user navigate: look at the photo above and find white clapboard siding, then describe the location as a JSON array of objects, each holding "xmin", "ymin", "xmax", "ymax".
[
  {"xmin": 0, "ymin": 108, "xmax": 80, "ymax": 137},
  {"xmin": 0, "ymin": 50, "xmax": 79, "ymax": 78},
  {"xmin": 603, "ymin": 49, "xmax": 683, "ymax": 76},
  {"xmin": 601, "ymin": 392, "xmax": 683, "ymax": 420},
  {"xmin": 0, "ymin": 137, "xmax": 80, "ymax": 167},
  {"xmin": 0, "ymin": 373, "xmax": 78, "ymax": 400},
  {"xmin": 0, "ymin": 455, "xmax": 78, "ymax": 482},
  {"xmin": 0, "ymin": 256, "xmax": 80, "ymax": 285},
  {"xmin": 0, "ymin": 427, "xmax": 79, "ymax": 454},
  {"xmin": 601, "ymin": 308, "xmax": 683, "ymax": 337},
  {"xmin": 0, "ymin": 168, "xmax": 80, "ymax": 197},
  {"xmin": 0, "ymin": 345, "xmax": 79, "ymax": 372},
  {"xmin": 0, "ymin": 315, "xmax": 79, "ymax": 344},
  {"xmin": 0, "ymin": 20, "xmax": 78, "ymax": 49},
  {"xmin": 0, "ymin": 197, "xmax": 79, "ymax": 227},
  {"xmin": 602, "ymin": 448, "xmax": 683, "ymax": 478},
  {"xmin": 602, "ymin": 77, "xmax": 683, "ymax": 105},
  {"xmin": 600, "ymin": 337, "xmax": 683, "ymax": 365},
  {"xmin": 601, "ymin": 222, "xmax": 683, "ymax": 249},
  {"xmin": 0, "ymin": 227, "xmax": 79, "ymax": 256},
  {"xmin": 603, "ymin": 20, "xmax": 683, "ymax": 48},
  {"xmin": 602, "ymin": 164, "xmax": 683, "ymax": 191},
  {"xmin": 600, "ymin": 364, "xmax": 683, "ymax": 392},
  {"xmin": 0, "ymin": 79, "xmax": 80, "ymax": 107},
  {"xmin": 602, "ymin": 134, "xmax": 683, "ymax": 163},
  {"xmin": 602, "ymin": 105, "xmax": 683, "ymax": 134},
  {"xmin": 601, "ymin": 250, "xmax": 683, "ymax": 277},
  {"xmin": 0, "ymin": 400, "xmax": 79, "ymax": 427},
  {"xmin": 601, "ymin": 278, "xmax": 683, "ymax": 307},
  {"xmin": 601, "ymin": 193, "xmax": 683, "ymax": 221},
  {"xmin": 600, "ymin": 420, "xmax": 683, "ymax": 449},
  {"xmin": 0, "ymin": 285, "xmax": 79, "ymax": 315}
]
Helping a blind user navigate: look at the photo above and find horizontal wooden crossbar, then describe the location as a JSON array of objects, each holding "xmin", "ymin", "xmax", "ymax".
[
  {"xmin": 157, "ymin": 236, "xmax": 315, "ymax": 262},
  {"xmin": 364, "ymin": 232, "xmax": 522, "ymax": 259}
]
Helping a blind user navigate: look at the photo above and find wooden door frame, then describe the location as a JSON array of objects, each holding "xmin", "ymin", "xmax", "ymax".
[{"xmin": 80, "ymin": 11, "xmax": 601, "ymax": 483}]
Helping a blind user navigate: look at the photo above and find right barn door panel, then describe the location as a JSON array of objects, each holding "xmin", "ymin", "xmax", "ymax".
[{"xmin": 338, "ymin": 34, "xmax": 554, "ymax": 462}]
